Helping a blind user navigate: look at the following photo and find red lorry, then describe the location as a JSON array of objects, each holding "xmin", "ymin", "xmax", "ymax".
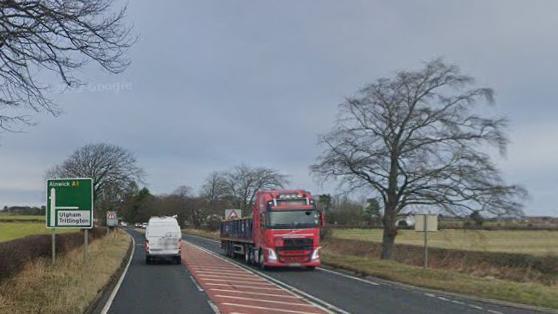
[{"xmin": 220, "ymin": 190, "xmax": 324, "ymax": 269}]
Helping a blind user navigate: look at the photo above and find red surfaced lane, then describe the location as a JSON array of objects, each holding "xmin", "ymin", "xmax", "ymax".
[{"xmin": 181, "ymin": 242, "xmax": 329, "ymax": 314}]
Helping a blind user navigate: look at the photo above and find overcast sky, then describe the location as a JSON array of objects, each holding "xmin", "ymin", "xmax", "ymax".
[{"xmin": 1, "ymin": 1, "xmax": 557, "ymax": 216}]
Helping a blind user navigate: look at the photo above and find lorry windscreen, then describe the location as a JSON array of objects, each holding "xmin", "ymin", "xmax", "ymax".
[{"xmin": 266, "ymin": 210, "xmax": 319, "ymax": 229}]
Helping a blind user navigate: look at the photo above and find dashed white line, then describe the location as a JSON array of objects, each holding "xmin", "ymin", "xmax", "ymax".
[
  {"xmin": 487, "ymin": 310, "xmax": 504, "ymax": 314},
  {"xmin": 468, "ymin": 304, "xmax": 484, "ymax": 310}
]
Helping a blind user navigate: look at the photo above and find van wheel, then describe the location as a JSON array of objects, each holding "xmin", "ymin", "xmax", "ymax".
[
  {"xmin": 145, "ymin": 256, "xmax": 151, "ymax": 264},
  {"xmin": 175, "ymin": 256, "xmax": 181, "ymax": 264}
]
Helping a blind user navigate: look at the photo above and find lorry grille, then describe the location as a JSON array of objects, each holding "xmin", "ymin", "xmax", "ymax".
[{"xmin": 281, "ymin": 238, "xmax": 313, "ymax": 251}]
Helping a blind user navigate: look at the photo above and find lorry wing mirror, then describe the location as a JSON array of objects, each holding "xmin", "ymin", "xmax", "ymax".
[{"xmin": 319, "ymin": 210, "xmax": 325, "ymax": 227}]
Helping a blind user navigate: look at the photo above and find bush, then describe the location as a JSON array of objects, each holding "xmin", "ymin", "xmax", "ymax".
[{"xmin": 0, "ymin": 227, "xmax": 107, "ymax": 281}]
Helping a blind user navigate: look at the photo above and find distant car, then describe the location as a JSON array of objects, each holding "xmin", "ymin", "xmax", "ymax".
[
  {"xmin": 120, "ymin": 221, "xmax": 128, "ymax": 226},
  {"xmin": 141, "ymin": 222, "xmax": 148, "ymax": 229},
  {"xmin": 144, "ymin": 216, "xmax": 182, "ymax": 264}
]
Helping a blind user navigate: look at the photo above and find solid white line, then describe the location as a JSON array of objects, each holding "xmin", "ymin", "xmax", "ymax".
[
  {"xmin": 187, "ymin": 242, "xmax": 342, "ymax": 314},
  {"xmin": 205, "ymin": 283, "xmax": 283, "ymax": 290},
  {"xmin": 190, "ymin": 276, "xmax": 204, "ymax": 292},
  {"xmin": 317, "ymin": 267, "xmax": 380, "ymax": 286},
  {"xmin": 209, "ymin": 289, "xmax": 301, "ymax": 299},
  {"xmin": 207, "ymin": 300, "xmax": 220, "ymax": 314},
  {"xmin": 215, "ymin": 295, "xmax": 315, "ymax": 307},
  {"xmin": 101, "ymin": 231, "xmax": 135, "ymax": 314},
  {"xmin": 221, "ymin": 303, "xmax": 320, "ymax": 314}
]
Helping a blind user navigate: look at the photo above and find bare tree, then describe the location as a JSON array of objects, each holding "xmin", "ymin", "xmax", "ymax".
[
  {"xmin": 0, "ymin": 0, "xmax": 134, "ymax": 131},
  {"xmin": 47, "ymin": 143, "xmax": 144, "ymax": 207},
  {"xmin": 311, "ymin": 59, "xmax": 527, "ymax": 259},
  {"xmin": 200, "ymin": 171, "xmax": 229, "ymax": 213},
  {"xmin": 222, "ymin": 164, "xmax": 289, "ymax": 212}
]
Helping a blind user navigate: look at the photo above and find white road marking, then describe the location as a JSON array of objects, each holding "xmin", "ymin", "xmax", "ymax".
[
  {"xmin": 101, "ymin": 231, "xmax": 135, "ymax": 314},
  {"xmin": 209, "ymin": 289, "xmax": 301, "ymax": 299},
  {"xmin": 188, "ymin": 241, "xmax": 344, "ymax": 314},
  {"xmin": 437, "ymin": 296, "xmax": 450, "ymax": 301},
  {"xmin": 317, "ymin": 267, "xmax": 379, "ymax": 286},
  {"xmin": 221, "ymin": 303, "xmax": 321, "ymax": 314},
  {"xmin": 205, "ymin": 283, "xmax": 284, "ymax": 290},
  {"xmin": 450, "ymin": 300, "xmax": 465, "ymax": 305},
  {"xmin": 215, "ymin": 295, "xmax": 316, "ymax": 307},
  {"xmin": 190, "ymin": 275, "xmax": 204, "ymax": 292},
  {"xmin": 424, "ymin": 293, "xmax": 436, "ymax": 298},
  {"xmin": 468, "ymin": 304, "xmax": 484, "ymax": 310},
  {"xmin": 199, "ymin": 278, "xmax": 271, "ymax": 284},
  {"xmin": 487, "ymin": 310, "xmax": 504, "ymax": 314},
  {"xmin": 198, "ymin": 273, "xmax": 263, "ymax": 280},
  {"xmin": 207, "ymin": 300, "xmax": 220, "ymax": 314}
]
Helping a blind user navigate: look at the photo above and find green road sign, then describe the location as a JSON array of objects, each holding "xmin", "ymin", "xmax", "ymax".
[{"xmin": 46, "ymin": 178, "xmax": 94, "ymax": 228}]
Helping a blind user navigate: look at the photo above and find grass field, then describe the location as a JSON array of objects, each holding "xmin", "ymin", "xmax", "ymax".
[
  {"xmin": 0, "ymin": 214, "xmax": 44, "ymax": 222},
  {"xmin": 0, "ymin": 230, "xmax": 130, "ymax": 313},
  {"xmin": 333, "ymin": 228, "xmax": 558, "ymax": 255},
  {"xmin": 0, "ymin": 223, "xmax": 76, "ymax": 242}
]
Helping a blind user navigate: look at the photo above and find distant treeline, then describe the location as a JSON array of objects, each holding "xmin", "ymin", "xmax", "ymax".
[{"xmin": 1, "ymin": 206, "xmax": 45, "ymax": 215}]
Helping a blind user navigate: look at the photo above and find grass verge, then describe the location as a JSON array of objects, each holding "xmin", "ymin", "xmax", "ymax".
[
  {"xmin": 0, "ymin": 223, "xmax": 76, "ymax": 243},
  {"xmin": 0, "ymin": 229, "xmax": 130, "ymax": 314},
  {"xmin": 183, "ymin": 228, "xmax": 558, "ymax": 310},
  {"xmin": 322, "ymin": 250, "xmax": 558, "ymax": 310}
]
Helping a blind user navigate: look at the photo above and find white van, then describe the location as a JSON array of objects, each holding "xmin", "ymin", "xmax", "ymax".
[{"xmin": 144, "ymin": 216, "xmax": 182, "ymax": 264}]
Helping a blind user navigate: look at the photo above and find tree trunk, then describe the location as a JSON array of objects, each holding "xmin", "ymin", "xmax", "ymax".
[{"xmin": 381, "ymin": 203, "xmax": 398, "ymax": 259}]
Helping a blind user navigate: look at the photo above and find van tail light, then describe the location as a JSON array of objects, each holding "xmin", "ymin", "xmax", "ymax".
[{"xmin": 144, "ymin": 240, "xmax": 149, "ymax": 251}]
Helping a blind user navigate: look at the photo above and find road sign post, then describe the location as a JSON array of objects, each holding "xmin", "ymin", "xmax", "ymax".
[
  {"xmin": 415, "ymin": 214, "xmax": 438, "ymax": 268},
  {"xmin": 47, "ymin": 178, "xmax": 94, "ymax": 263}
]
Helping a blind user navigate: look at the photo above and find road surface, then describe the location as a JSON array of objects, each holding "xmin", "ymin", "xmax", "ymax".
[{"xmin": 106, "ymin": 228, "xmax": 545, "ymax": 314}]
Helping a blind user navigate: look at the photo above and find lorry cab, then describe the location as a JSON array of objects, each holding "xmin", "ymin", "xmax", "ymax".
[{"xmin": 144, "ymin": 216, "xmax": 182, "ymax": 264}]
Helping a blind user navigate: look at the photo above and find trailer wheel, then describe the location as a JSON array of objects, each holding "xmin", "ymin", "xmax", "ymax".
[{"xmin": 244, "ymin": 245, "xmax": 250, "ymax": 265}]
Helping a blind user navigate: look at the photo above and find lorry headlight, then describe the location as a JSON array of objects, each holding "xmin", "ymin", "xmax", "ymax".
[
  {"xmin": 267, "ymin": 248, "xmax": 277, "ymax": 261},
  {"xmin": 311, "ymin": 247, "xmax": 321, "ymax": 260}
]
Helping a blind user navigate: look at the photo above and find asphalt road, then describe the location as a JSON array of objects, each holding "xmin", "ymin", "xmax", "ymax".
[
  {"xmin": 107, "ymin": 229, "xmax": 213, "ymax": 314},
  {"xmin": 107, "ymin": 229, "xmax": 545, "ymax": 314},
  {"xmin": 183, "ymin": 234, "xmax": 544, "ymax": 314}
]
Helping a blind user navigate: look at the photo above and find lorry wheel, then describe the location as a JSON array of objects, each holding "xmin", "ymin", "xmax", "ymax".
[{"xmin": 258, "ymin": 250, "xmax": 267, "ymax": 270}]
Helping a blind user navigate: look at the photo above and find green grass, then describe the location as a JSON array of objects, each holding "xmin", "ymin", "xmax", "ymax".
[
  {"xmin": 0, "ymin": 223, "xmax": 76, "ymax": 242},
  {"xmin": 322, "ymin": 251, "xmax": 558, "ymax": 309},
  {"xmin": 333, "ymin": 228, "xmax": 558, "ymax": 255}
]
